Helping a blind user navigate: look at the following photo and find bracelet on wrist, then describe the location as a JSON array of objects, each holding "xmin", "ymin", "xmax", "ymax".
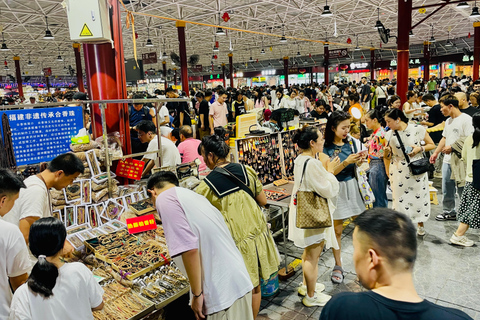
[{"xmin": 192, "ymin": 291, "xmax": 203, "ymax": 298}]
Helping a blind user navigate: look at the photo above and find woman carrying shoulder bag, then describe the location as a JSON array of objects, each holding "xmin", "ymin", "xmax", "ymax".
[
  {"xmin": 288, "ymin": 126, "xmax": 340, "ymax": 308},
  {"xmin": 196, "ymin": 127, "xmax": 279, "ymax": 319}
]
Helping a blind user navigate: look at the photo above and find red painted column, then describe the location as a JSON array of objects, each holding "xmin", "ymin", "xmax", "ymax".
[
  {"xmin": 176, "ymin": 21, "xmax": 189, "ymax": 96},
  {"xmin": 13, "ymin": 56, "xmax": 23, "ymax": 98},
  {"xmin": 370, "ymin": 49, "xmax": 375, "ymax": 81},
  {"xmin": 45, "ymin": 76, "xmax": 51, "ymax": 93},
  {"xmin": 423, "ymin": 41, "xmax": 430, "ymax": 83},
  {"xmin": 222, "ymin": 63, "xmax": 226, "ymax": 87},
  {"xmin": 229, "ymin": 53, "xmax": 234, "ymax": 88},
  {"xmin": 73, "ymin": 43, "xmax": 85, "ymax": 92},
  {"xmin": 474, "ymin": 22, "xmax": 480, "ymax": 81},
  {"xmin": 324, "ymin": 46, "xmax": 329, "ymax": 85},
  {"xmin": 397, "ymin": 0, "xmax": 412, "ymax": 104},
  {"xmin": 83, "ymin": 0, "xmax": 129, "ymax": 153},
  {"xmin": 162, "ymin": 60, "xmax": 167, "ymax": 89},
  {"xmin": 283, "ymin": 56, "xmax": 289, "ymax": 87},
  {"xmin": 173, "ymin": 68, "xmax": 177, "ymax": 86}
]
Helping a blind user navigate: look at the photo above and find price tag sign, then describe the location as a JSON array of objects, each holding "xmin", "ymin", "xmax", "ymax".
[
  {"xmin": 126, "ymin": 214, "xmax": 157, "ymax": 234},
  {"xmin": 115, "ymin": 159, "xmax": 145, "ymax": 180}
]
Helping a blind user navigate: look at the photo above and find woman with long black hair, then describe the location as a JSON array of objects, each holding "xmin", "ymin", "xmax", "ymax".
[
  {"xmin": 450, "ymin": 113, "xmax": 480, "ymax": 247},
  {"xmin": 9, "ymin": 217, "xmax": 103, "ymax": 319}
]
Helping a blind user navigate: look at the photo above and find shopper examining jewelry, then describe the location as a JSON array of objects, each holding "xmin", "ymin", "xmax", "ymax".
[
  {"xmin": 196, "ymin": 127, "xmax": 279, "ymax": 319},
  {"xmin": 288, "ymin": 126, "xmax": 340, "ymax": 307},
  {"xmin": 9, "ymin": 217, "xmax": 104, "ymax": 319}
]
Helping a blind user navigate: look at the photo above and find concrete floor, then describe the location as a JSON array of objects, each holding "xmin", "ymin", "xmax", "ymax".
[{"xmin": 258, "ymin": 178, "xmax": 480, "ymax": 320}]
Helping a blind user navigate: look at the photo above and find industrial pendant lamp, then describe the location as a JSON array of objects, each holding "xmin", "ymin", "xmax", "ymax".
[
  {"xmin": 470, "ymin": 1, "xmax": 480, "ymax": 18},
  {"xmin": 146, "ymin": 28, "xmax": 153, "ymax": 47},
  {"xmin": 429, "ymin": 24, "xmax": 436, "ymax": 42},
  {"xmin": 355, "ymin": 34, "xmax": 360, "ymax": 51},
  {"xmin": 322, "ymin": 0, "xmax": 333, "ymax": 17},
  {"xmin": 215, "ymin": 13, "xmax": 226, "ymax": 35},
  {"xmin": 280, "ymin": 24, "xmax": 287, "ymax": 43},
  {"xmin": 375, "ymin": 8, "xmax": 383, "ymax": 29},
  {"xmin": 27, "ymin": 54, "xmax": 33, "ymax": 66},
  {"xmin": 43, "ymin": 16, "xmax": 54, "ymax": 40},
  {"xmin": 0, "ymin": 32, "xmax": 9, "ymax": 51},
  {"xmin": 261, "ymin": 37, "xmax": 265, "ymax": 54},
  {"xmin": 409, "ymin": 30, "xmax": 414, "ymax": 37},
  {"xmin": 249, "ymin": 49, "xmax": 254, "ymax": 62},
  {"xmin": 457, "ymin": 2, "xmax": 469, "ymax": 9},
  {"xmin": 445, "ymin": 31, "xmax": 453, "ymax": 47},
  {"xmin": 56, "ymin": 47, "xmax": 63, "ymax": 61}
]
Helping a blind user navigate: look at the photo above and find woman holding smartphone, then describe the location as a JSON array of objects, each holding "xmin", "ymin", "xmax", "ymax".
[{"xmin": 320, "ymin": 111, "xmax": 366, "ymax": 284}]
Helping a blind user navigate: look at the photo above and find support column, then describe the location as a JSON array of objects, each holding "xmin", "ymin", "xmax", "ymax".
[
  {"xmin": 283, "ymin": 56, "xmax": 289, "ymax": 87},
  {"xmin": 324, "ymin": 46, "xmax": 329, "ymax": 85},
  {"xmin": 370, "ymin": 49, "xmax": 375, "ymax": 81},
  {"xmin": 162, "ymin": 60, "xmax": 167, "ymax": 89},
  {"xmin": 474, "ymin": 22, "xmax": 480, "ymax": 81},
  {"xmin": 83, "ymin": 0, "xmax": 129, "ymax": 153},
  {"xmin": 73, "ymin": 43, "xmax": 85, "ymax": 92},
  {"xmin": 13, "ymin": 56, "xmax": 23, "ymax": 98},
  {"xmin": 229, "ymin": 53, "xmax": 234, "ymax": 88},
  {"xmin": 310, "ymin": 67, "xmax": 314, "ymax": 85},
  {"xmin": 176, "ymin": 21, "xmax": 189, "ymax": 96},
  {"xmin": 423, "ymin": 41, "xmax": 430, "ymax": 83},
  {"xmin": 173, "ymin": 68, "xmax": 177, "ymax": 86},
  {"xmin": 222, "ymin": 63, "xmax": 226, "ymax": 87},
  {"xmin": 397, "ymin": 0, "xmax": 412, "ymax": 104},
  {"xmin": 45, "ymin": 76, "xmax": 51, "ymax": 93}
]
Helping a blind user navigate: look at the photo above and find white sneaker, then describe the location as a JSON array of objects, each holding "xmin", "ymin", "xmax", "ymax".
[
  {"xmin": 297, "ymin": 282, "xmax": 326, "ymax": 296},
  {"xmin": 450, "ymin": 233, "xmax": 474, "ymax": 247},
  {"xmin": 302, "ymin": 292, "xmax": 331, "ymax": 307},
  {"xmin": 417, "ymin": 226, "xmax": 426, "ymax": 236}
]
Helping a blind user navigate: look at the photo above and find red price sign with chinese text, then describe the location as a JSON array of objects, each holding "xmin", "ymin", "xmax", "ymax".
[
  {"xmin": 126, "ymin": 214, "xmax": 157, "ymax": 234},
  {"xmin": 115, "ymin": 159, "xmax": 145, "ymax": 180}
]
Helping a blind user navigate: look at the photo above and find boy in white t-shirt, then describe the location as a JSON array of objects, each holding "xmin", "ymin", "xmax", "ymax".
[
  {"xmin": 430, "ymin": 94, "xmax": 474, "ymax": 221},
  {"xmin": 0, "ymin": 169, "xmax": 31, "ymax": 319},
  {"xmin": 148, "ymin": 172, "xmax": 254, "ymax": 320}
]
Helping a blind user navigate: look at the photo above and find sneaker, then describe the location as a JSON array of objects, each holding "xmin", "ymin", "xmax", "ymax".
[
  {"xmin": 297, "ymin": 282, "xmax": 326, "ymax": 296},
  {"xmin": 302, "ymin": 292, "xmax": 331, "ymax": 307},
  {"xmin": 417, "ymin": 226, "xmax": 426, "ymax": 236},
  {"xmin": 435, "ymin": 213, "xmax": 457, "ymax": 221},
  {"xmin": 450, "ymin": 233, "xmax": 474, "ymax": 247}
]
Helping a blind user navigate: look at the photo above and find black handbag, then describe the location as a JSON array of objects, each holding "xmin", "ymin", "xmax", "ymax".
[{"xmin": 394, "ymin": 130, "xmax": 432, "ymax": 176}]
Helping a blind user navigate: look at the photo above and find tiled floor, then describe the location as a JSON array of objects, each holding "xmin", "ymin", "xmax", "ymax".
[{"xmin": 258, "ymin": 178, "xmax": 480, "ymax": 320}]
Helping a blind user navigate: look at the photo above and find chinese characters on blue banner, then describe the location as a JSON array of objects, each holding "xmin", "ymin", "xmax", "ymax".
[{"xmin": 0, "ymin": 107, "xmax": 83, "ymax": 166}]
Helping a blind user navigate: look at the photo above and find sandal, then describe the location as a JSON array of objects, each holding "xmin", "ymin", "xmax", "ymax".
[{"xmin": 331, "ymin": 265, "xmax": 344, "ymax": 284}]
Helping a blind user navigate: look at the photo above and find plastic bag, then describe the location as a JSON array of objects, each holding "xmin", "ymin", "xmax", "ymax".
[{"xmin": 95, "ymin": 132, "xmax": 123, "ymax": 161}]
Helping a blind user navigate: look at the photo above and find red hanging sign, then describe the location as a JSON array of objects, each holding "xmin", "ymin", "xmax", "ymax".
[
  {"xmin": 222, "ymin": 12, "xmax": 230, "ymax": 22},
  {"xmin": 126, "ymin": 214, "xmax": 157, "ymax": 234},
  {"xmin": 115, "ymin": 159, "xmax": 145, "ymax": 180}
]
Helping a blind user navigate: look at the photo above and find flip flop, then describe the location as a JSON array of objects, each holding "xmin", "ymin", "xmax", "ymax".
[{"xmin": 331, "ymin": 265, "xmax": 344, "ymax": 284}]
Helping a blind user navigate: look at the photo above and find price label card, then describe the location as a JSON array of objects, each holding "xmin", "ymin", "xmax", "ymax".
[
  {"xmin": 126, "ymin": 214, "xmax": 157, "ymax": 234},
  {"xmin": 115, "ymin": 158, "xmax": 145, "ymax": 180}
]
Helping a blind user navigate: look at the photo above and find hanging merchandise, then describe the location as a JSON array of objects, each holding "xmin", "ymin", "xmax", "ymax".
[{"xmin": 1, "ymin": 113, "xmax": 17, "ymax": 171}]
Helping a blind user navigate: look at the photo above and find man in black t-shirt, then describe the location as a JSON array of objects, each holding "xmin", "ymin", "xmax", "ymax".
[
  {"xmin": 360, "ymin": 77, "xmax": 372, "ymax": 112},
  {"xmin": 320, "ymin": 208, "xmax": 472, "ymax": 320},
  {"xmin": 165, "ymin": 87, "xmax": 191, "ymax": 128},
  {"xmin": 310, "ymin": 100, "xmax": 328, "ymax": 119},
  {"xmin": 422, "ymin": 94, "xmax": 447, "ymax": 144},
  {"xmin": 198, "ymin": 90, "xmax": 212, "ymax": 140}
]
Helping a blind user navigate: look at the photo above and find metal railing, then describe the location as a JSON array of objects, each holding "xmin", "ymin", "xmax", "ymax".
[{"xmin": 1, "ymin": 98, "xmax": 190, "ymax": 196}]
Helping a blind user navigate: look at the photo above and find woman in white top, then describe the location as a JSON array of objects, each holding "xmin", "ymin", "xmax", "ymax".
[
  {"xmin": 272, "ymin": 90, "xmax": 287, "ymax": 110},
  {"xmin": 9, "ymin": 218, "xmax": 104, "ymax": 320},
  {"xmin": 402, "ymin": 90, "xmax": 418, "ymax": 121},
  {"xmin": 288, "ymin": 126, "xmax": 340, "ymax": 308},
  {"xmin": 285, "ymin": 91, "xmax": 298, "ymax": 110},
  {"xmin": 375, "ymin": 82, "xmax": 388, "ymax": 106}
]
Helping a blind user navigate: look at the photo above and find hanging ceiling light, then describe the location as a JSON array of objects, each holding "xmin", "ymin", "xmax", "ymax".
[
  {"xmin": 409, "ymin": 30, "xmax": 414, "ymax": 37},
  {"xmin": 445, "ymin": 31, "xmax": 453, "ymax": 47},
  {"xmin": 261, "ymin": 48, "xmax": 265, "ymax": 54},
  {"xmin": 43, "ymin": 16, "xmax": 54, "ymax": 40},
  {"xmin": 457, "ymin": 2, "xmax": 469, "ymax": 8},
  {"xmin": 355, "ymin": 34, "xmax": 360, "ymax": 50},
  {"xmin": 321, "ymin": 0, "xmax": 333, "ymax": 16},
  {"xmin": 249, "ymin": 50, "xmax": 254, "ymax": 62},
  {"xmin": 0, "ymin": 32, "xmax": 9, "ymax": 51},
  {"xmin": 280, "ymin": 24, "xmax": 287, "ymax": 43},
  {"xmin": 57, "ymin": 47, "xmax": 63, "ymax": 61},
  {"xmin": 146, "ymin": 28, "xmax": 153, "ymax": 47},
  {"xmin": 470, "ymin": 1, "xmax": 480, "ymax": 17},
  {"xmin": 375, "ymin": 8, "xmax": 383, "ymax": 29},
  {"xmin": 216, "ymin": 13, "xmax": 226, "ymax": 35},
  {"xmin": 27, "ymin": 60, "xmax": 33, "ymax": 66},
  {"xmin": 429, "ymin": 24, "xmax": 436, "ymax": 42}
]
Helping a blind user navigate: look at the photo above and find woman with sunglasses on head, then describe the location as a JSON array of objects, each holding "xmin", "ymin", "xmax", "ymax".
[{"xmin": 9, "ymin": 217, "xmax": 103, "ymax": 320}]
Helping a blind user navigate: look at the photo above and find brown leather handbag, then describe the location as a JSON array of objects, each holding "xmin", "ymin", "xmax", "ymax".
[{"xmin": 295, "ymin": 158, "xmax": 332, "ymax": 229}]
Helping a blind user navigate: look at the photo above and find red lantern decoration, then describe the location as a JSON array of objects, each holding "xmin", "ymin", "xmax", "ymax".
[
  {"xmin": 222, "ymin": 12, "xmax": 230, "ymax": 22},
  {"xmin": 256, "ymin": 59, "xmax": 259, "ymax": 63},
  {"xmin": 468, "ymin": 32, "xmax": 471, "ymax": 38},
  {"xmin": 4, "ymin": 60, "xmax": 7, "ymax": 66},
  {"xmin": 309, "ymin": 53, "xmax": 312, "ymax": 58},
  {"xmin": 346, "ymin": 37, "xmax": 352, "ymax": 44},
  {"xmin": 214, "ymin": 55, "xmax": 218, "ymax": 59},
  {"xmin": 215, "ymin": 41, "xmax": 219, "ymax": 48},
  {"xmin": 135, "ymin": 32, "xmax": 138, "ymax": 39}
]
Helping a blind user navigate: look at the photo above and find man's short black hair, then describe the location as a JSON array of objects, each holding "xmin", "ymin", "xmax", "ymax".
[
  {"xmin": 422, "ymin": 93, "xmax": 436, "ymax": 102},
  {"xmin": 355, "ymin": 208, "xmax": 417, "ymax": 270},
  {"xmin": 166, "ymin": 87, "xmax": 175, "ymax": 93},
  {"xmin": 136, "ymin": 120, "xmax": 157, "ymax": 134},
  {"xmin": 0, "ymin": 168, "xmax": 26, "ymax": 197},
  {"xmin": 147, "ymin": 171, "xmax": 179, "ymax": 190},
  {"xmin": 217, "ymin": 89, "xmax": 227, "ymax": 96},
  {"xmin": 204, "ymin": 90, "xmax": 213, "ymax": 98},
  {"xmin": 73, "ymin": 92, "xmax": 87, "ymax": 100},
  {"xmin": 132, "ymin": 93, "xmax": 144, "ymax": 101},
  {"xmin": 47, "ymin": 153, "xmax": 84, "ymax": 176},
  {"xmin": 439, "ymin": 94, "xmax": 459, "ymax": 108},
  {"xmin": 195, "ymin": 91, "xmax": 204, "ymax": 98}
]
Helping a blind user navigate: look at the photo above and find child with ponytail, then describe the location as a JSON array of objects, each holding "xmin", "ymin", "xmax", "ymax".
[{"xmin": 9, "ymin": 217, "xmax": 103, "ymax": 319}]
